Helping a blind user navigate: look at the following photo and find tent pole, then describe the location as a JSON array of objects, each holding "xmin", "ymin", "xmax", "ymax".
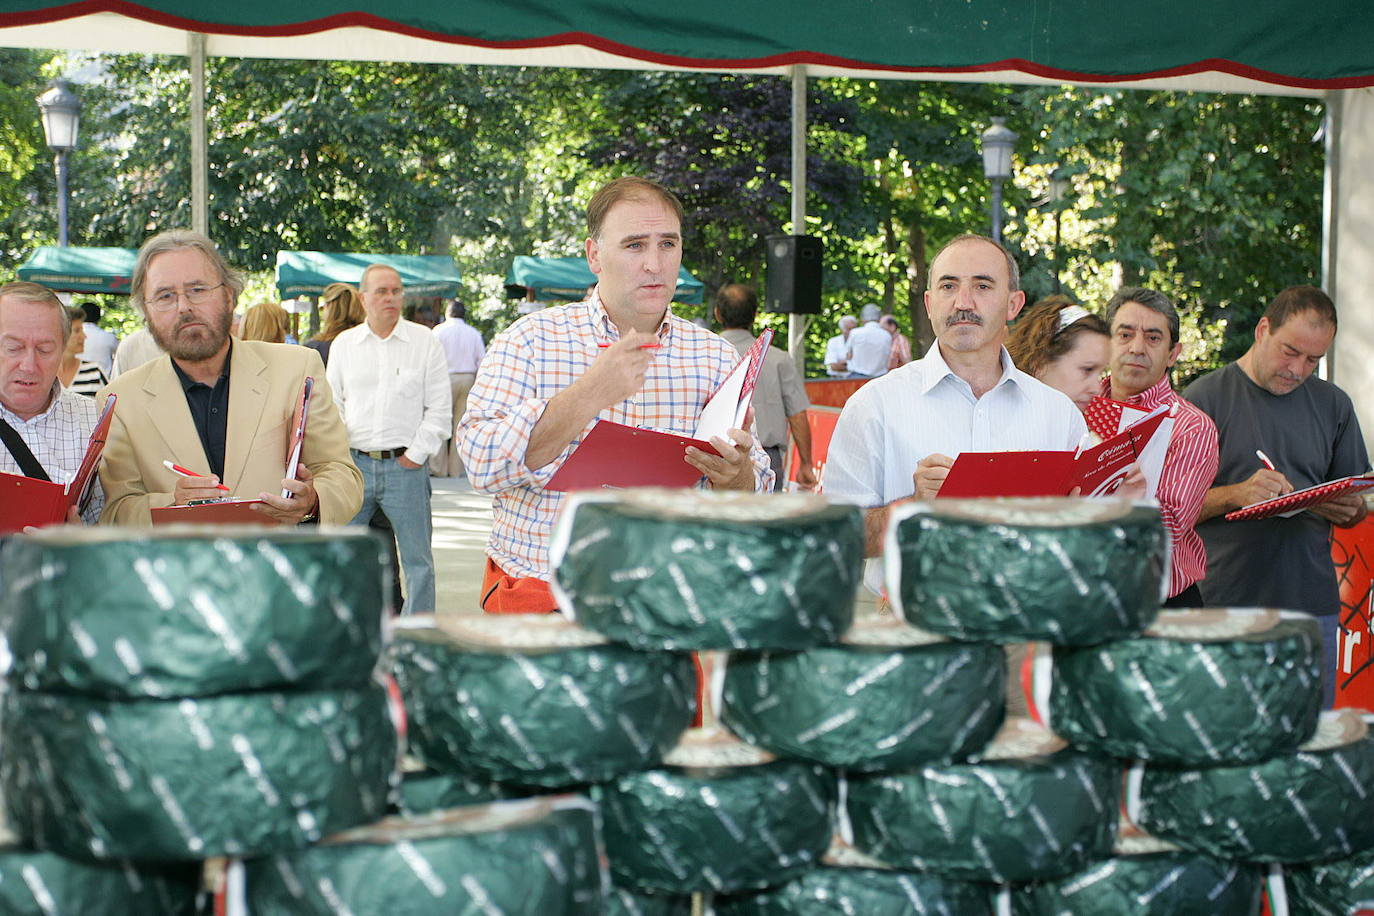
[
  {"xmin": 788, "ymin": 64, "xmax": 811, "ymax": 375},
  {"xmin": 189, "ymin": 32, "xmax": 208, "ymax": 236}
]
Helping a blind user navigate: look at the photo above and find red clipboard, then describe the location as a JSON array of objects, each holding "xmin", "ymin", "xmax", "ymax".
[
  {"xmin": 150, "ymin": 499, "xmax": 276, "ymax": 526},
  {"xmin": 1225, "ymin": 474, "xmax": 1374, "ymax": 521},
  {"xmin": 546, "ymin": 331, "xmax": 772, "ymax": 492},
  {"xmin": 0, "ymin": 394, "xmax": 116, "ymax": 533}
]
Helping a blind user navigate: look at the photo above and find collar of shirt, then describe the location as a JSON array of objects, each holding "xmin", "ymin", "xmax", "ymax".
[
  {"xmin": 171, "ymin": 341, "xmax": 233, "ymax": 392},
  {"xmin": 359, "ymin": 318, "xmax": 423, "ymax": 345},
  {"xmin": 915, "ymin": 341, "xmax": 1027, "ymax": 398},
  {"xmin": 582, "ymin": 288, "xmax": 673, "ymax": 346},
  {"xmin": 1103, "ymin": 372, "xmax": 1176, "ymax": 409},
  {"xmin": 0, "ymin": 380, "xmax": 63, "ymax": 426}
]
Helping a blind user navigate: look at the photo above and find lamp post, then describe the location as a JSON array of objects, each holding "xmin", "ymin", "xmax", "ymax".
[
  {"xmin": 36, "ymin": 79, "xmax": 82, "ymax": 247},
  {"xmin": 979, "ymin": 116, "xmax": 1017, "ymax": 245},
  {"xmin": 1048, "ymin": 168, "xmax": 1070, "ymax": 293}
]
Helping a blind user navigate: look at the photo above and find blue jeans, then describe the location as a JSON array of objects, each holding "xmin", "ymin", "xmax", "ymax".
[{"xmin": 350, "ymin": 453, "xmax": 435, "ymax": 614}]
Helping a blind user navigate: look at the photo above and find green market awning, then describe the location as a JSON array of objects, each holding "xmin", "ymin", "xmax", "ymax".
[
  {"xmin": 505, "ymin": 256, "xmax": 704, "ymax": 305},
  {"xmin": 16, "ymin": 246, "xmax": 138, "ymax": 295},
  {"xmin": 275, "ymin": 251, "xmax": 461, "ymax": 298}
]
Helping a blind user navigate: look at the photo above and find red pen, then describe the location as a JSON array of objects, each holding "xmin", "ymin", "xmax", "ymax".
[{"xmin": 162, "ymin": 460, "xmax": 231, "ymax": 491}]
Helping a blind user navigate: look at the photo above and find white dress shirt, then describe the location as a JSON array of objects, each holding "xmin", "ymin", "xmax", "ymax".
[
  {"xmin": 326, "ymin": 319, "xmax": 453, "ymax": 464},
  {"xmin": 824, "ymin": 334, "xmax": 849, "ymax": 376},
  {"xmin": 433, "ymin": 317, "xmax": 485, "ymax": 374},
  {"xmin": 846, "ymin": 321, "xmax": 893, "ymax": 378}
]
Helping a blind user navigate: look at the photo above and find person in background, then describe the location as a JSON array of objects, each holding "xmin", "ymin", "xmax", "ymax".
[
  {"xmin": 824, "ymin": 315, "xmax": 858, "ymax": 377},
  {"xmin": 881, "ymin": 313, "xmax": 913, "ymax": 370},
  {"xmin": 77, "ymin": 301, "xmax": 117, "ymax": 378},
  {"xmin": 430, "ymin": 299, "xmax": 485, "ymax": 478},
  {"xmin": 1006, "ymin": 294, "xmax": 1111, "ymax": 414},
  {"xmin": 58, "ymin": 307, "xmax": 108, "ymax": 397},
  {"xmin": 305, "ymin": 283, "xmax": 365, "ymax": 367},
  {"xmin": 240, "ymin": 301, "xmax": 292, "ymax": 344},
  {"xmin": 1186, "ymin": 285, "xmax": 1369, "ymax": 707},
  {"xmin": 845, "ymin": 303, "xmax": 892, "ymax": 379},
  {"xmin": 109, "ymin": 324, "xmax": 164, "ymax": 379},
  {"xmin": 715, "ymin": 283, "xmax": 816, "ymax": 490}
]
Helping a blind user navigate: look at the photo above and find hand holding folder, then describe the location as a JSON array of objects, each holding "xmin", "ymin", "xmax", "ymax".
[{"xmin": 0, "ymin": 394, "xmax": 115, "ymax": 534}]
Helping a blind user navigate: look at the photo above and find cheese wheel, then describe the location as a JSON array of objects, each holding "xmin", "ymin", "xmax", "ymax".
[
  {"xmin": 1138, "ymin": 710, "xmax": 1374, "ymax": 863},
  {"xmin": 713, "ymin": 865, "xmax": 996, "ymax": 915},
  {"xmin": 0, "ymin": 526, "xmax": 386, "ymax": 697},
  {"xmin": 0, "ymin": 682, "xmax": 397, "ymax": 861},
  {"xmin": 392, "ymin": 614, "xmax": 696, "ymax": 787},
  {"xmin": 245, "ymin": 797, "xmax": 603, "ymax": 914},
  {"xmin": 0, "ymin": 845, "xmax": 199, "ymax": 915},
  {"xmin": 598, "ymin": 760, "xmax": 835, "ymax": 894},
  {"xmin": 550, "ymin": 490, "xmax": 862, "ymax": 650},
  {"xmin": 1051, "ymin": 610, "xmax": 1322, "ymax": 765},
  {"xmin": 1011, "ymin": 851, "xmax": 1263, "ymax": 914},
  {"xmin": 887, "ymin": 500, "xmax": 1165, "ymax": 645},
  {"xmin": 1285, "ymin": 850, "xmax": 1374, "ymax": 916},
  {"xmin": 606, "ymin": 886, "xmax": 693, "ymax": 916}
]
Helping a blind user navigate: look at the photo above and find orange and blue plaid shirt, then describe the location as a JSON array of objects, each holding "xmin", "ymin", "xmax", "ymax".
[{"xmin": 458, "ymin": 292, "xmax": 773, "ymax": 580}]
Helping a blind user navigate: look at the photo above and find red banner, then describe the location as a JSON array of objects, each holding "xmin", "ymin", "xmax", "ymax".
[{"xmin": 1333, "ymin": 517, "xmax": 1374, "ymax": 710}]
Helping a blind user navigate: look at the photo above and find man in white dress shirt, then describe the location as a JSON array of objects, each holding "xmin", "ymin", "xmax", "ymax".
[
  {"xmin": 824, "ymin": 314, "xmax": 858, "ymax": 377},
  {"xmin": 429, "ymin": 299, "xmax": 485, "ymax": 477},
  {"xmin": 327, "ymin": 264, "xmax": 451, "ymax": 614},
  {"xmin": 824, "ymin": 234, "xmax": 1087, "ymax": 563},
  {"xmin": 845, "ymin": 303, "xmax": 893, "ymax": 379}
]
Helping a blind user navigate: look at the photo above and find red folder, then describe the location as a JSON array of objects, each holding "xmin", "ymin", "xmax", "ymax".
[
  {"xmin": 150, "ymin": 499, "xmax": 276, "ymax": 526},
  {"xmin": 0, "ymin": 394, "xmax": 116, "ymax": 534},
  {"xmin": 938, "ymin": 408, "xmax": 1170, "ymax": 498},
  {"xmin": 1225, "ymin": 474, "xmax": 1374, "ymax": 521},
  {"xmin": 547, "ymin": 331, "xmax": 772, "ymax": 491}
]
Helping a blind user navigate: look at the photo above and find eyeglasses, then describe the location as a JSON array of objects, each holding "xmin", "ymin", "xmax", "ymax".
[{"xmin": 147, "ymin": 282, "xmax": 225, "ymax": 312}]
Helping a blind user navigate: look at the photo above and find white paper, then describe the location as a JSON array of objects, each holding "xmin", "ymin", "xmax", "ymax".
[{"xmin": 692, "ymin": 356, "xmax": 749, "ymax": 440}]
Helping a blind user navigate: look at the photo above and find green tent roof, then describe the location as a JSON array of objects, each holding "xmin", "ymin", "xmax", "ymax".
[
  {"xmin": 505, "ymin": 255, "xmax": 704, "ymax": 305},
  {"xmin": 275, "ymin": 251, "xmax": 461, "ymax": 298},
  {"xmin": 16, "ymin": 246, "xmax": 139, "ymax": 294}
]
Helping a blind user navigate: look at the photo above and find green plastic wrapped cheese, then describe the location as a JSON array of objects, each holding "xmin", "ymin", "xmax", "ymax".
[
  {"xmin": 243, "ymin": 797, "xmax": 603, "ymax": 915},
  {"xmin": 0, "ymin": 526, "xmax": 386, "ymax": 698},
  {"xmin": 1051, "ymin": 610, "xmax": 1322, "ymax": 765},
  {"xmin": 0, "ymin": 843, "xmax": 200, "ymax": 914},
  {"xmin": 598, "ymin": 753, "xmax": 835, "ymax": 895},
  {"xmin": 606, "ymin": 886, "xmax": 693, "ymax": 915},
  {"xmin": 846, "ymin": 719, "xmax": 1120, "ymax": 883},
  {"xmin": 887, "ymin": 500, "xmax": 1165, "ymax": 645},
  {"xmin": 1285, "ymin": 850, "xmax": 1374, "ymax": 916},
  {"xmin": 721, "ymin": 616, "xmax": 1005, "ymax": 771},
  {"xmin": 713, "ymin": 865, "xmax": 996, "ymax": 915},
  {"xmin": 1137, "ymin": 709, "xmax": 1374, "ymax": 863},
  {"xmin": 391, "ymin": 614, "xmax": 695, "ymax": 787},
  {"xmin": 395, "ymin": 767, "xmax": 522, "ymax": 816},
  {"xmin": 550, "ymin": 490, "xmax": 863, "ymax": 650},
  {"xmin": 1, "ymin": 682, "xmax": 397, "ymax": 861}
]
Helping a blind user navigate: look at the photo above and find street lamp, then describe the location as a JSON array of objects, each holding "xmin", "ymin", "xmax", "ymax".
[
  {"xmin": 1048, "ymin": 168, "xmax": 1070, "ymax": 293},
  {"xmin": 36, "ymin": 79, "xmax": 82, "ymax": 247},
  {"xmin": 980, "ymin": 116, "xmax": 1017, "ymax": 245}
]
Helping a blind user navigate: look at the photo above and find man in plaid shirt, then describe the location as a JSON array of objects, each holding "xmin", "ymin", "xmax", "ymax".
[{"xmin": 458, "ymin": 176, "xmax": 772, "ymax": 611}]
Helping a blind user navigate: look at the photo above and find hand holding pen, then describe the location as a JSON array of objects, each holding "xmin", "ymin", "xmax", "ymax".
[
  {"xmin": 163, "ymin": 460, "xmax": 231, "ymax": 505},
  {"xmin": 1244, "ymin": 449, "xmax": 1293, "ymax": 504}
]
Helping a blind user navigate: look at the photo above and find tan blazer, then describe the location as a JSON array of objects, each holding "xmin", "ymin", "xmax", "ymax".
[{"xmin": 97, "ymin": 340, "xmax": 363, "ymax": 525}]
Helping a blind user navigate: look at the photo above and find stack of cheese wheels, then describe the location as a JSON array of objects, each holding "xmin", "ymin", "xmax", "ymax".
[
  {"xmin": 1136, "ymin": 708, "xmax": 1374, "ymax": 864},
  {"xmin": 391, "ymin": 613, "xmax": 696, "ymax": 787},
  {"xmin": 550, "ymin": 490, "xmax": 864, "ymax": 650},
  {"xmin": 886, "ymin": 499, "xmax": 1166, "ymax": 645},
  {"xmin": 241, "ymin": 797, "xmax": 603, "ymax": 914},
  {"xmin": 1283, "ymin": 847, "xmax": 1374, "ymax": 916},
  {"xmin": 845, "ymin": 718, "xmax": 1119, "ymax": 884},
  {"xmin": 0, "ymin": 526, "xmax": 397, "ymax": 861},
  {"xmin": 1049, "ymin": 609, "xmax": 1323, "ymax": 764}
]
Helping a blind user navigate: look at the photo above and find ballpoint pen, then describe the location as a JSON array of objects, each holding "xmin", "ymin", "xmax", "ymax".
[
  {"xmin": 162, "ymin": 460, "xmax": 231, "ymax": 491},
  {"xmin": 1255, "ymin": 450, "xmax": 1277, "ymax": 471}
]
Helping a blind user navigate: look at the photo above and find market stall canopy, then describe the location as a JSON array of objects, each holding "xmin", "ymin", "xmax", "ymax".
[
  {"xmin": 275, "ymin": 251, "xmax": 461, "ymax": 298},
  {"xmin": 0, "ymin": 0, "xmax": 1368, "ymax": 93},
  {"xmin": 16, "ymin": 246, "xmax": 138, "ymax": 294},
  {"xmin": 506, "ymin": 256, "xmax": 704, "ymax": 305}
]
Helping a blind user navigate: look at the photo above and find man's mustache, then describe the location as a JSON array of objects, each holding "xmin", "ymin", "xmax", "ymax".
[{"xmin": 946, "ymin": 310, "xmax": 983, "ymax": 327}]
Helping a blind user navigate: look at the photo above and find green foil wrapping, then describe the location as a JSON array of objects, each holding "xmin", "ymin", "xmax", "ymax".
[
  {"xmin": 392, "ymin": 626, "xmax": 696, "ymax": 787},
  {"xmin": 245, "ymin": 797, "xmax": 604, "ymax": 915},
  {"xmin": 713, "ymin": 866, "xmax": 995, "ymax": 915},
  {"xmin": 0, "ymin": 845, "xmax": 200, "ymax": 915},
  {"xmin": 1286, "ymin": 851, "xmax": 1374, "ymax": 916},
  {"xmin": 598, "ymin": 761, "xmax": 835, "ymax": 894},
  {"xmin": 607, "ymin": 886, "xmax": 693, "ymax": 915},
  {"xmin": 550, "ymin": 491, "xmax": 863, "ymax": 650},
  {"xmin": 1138, "ymin": 731, "xmax": 1374, "ymax": 863},
  {"xmin": 0, "ymin": 527, "xmax": 386, "ymax": 698},
  {"xmin": 395, "ymin": 769, "xmax": 522, "ymax": 816},
  {"xmin": 1051, "ymin": 615, "xmax": 1321, "ymax": 765},
  {"xmin": 847, "ymin": 751, "xmax": 1120, "ymax": 883},
  {"xmin": 1012, "ymin": 852, "xmax": 1263, "ymax": 915},
  {"xmin": 721, "ymin": 642, "xmax": 1005, "ymax": 771},
  {"xmin": 889, "ymin": 500, "xmax": 1164, "ymax": 645},
  {"xmin": 1, "ymin": 682, "xmax": 397, "ymax": 861}
]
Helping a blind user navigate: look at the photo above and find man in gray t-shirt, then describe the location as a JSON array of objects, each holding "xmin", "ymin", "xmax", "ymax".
[{"xmin": 1185, "ymin": 285, "xmax": 1369, "ymax": 705}]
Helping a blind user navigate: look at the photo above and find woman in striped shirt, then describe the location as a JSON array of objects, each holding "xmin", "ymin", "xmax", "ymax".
[{"xmin": 58, "ymin": 306, "xmax": 108, "ymax": 397}]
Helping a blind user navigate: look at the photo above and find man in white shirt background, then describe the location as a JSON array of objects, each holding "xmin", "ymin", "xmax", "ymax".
[
  {"xmin": 844, "ymin": 303, "xmax": 893, "ymax": 379},
  {"xmin": 327, "ymin": 264, "xmax": 452, "ymax": 614},
  {"xmin": 429, "ymin": 299, "xmax": 485, "ymax": 478},
  {"xmin": 824, "ymin": 314, "xmax": 857, "ymax": 377}
]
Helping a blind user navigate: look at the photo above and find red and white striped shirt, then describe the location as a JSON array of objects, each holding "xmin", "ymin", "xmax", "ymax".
[
  {"xmin": 457, "ymin": 293, "xmax": 773, "ymax": 580},
  {"xmin": 1102, "ymin": 375, "xmax": 1219, "ymax": 598}
]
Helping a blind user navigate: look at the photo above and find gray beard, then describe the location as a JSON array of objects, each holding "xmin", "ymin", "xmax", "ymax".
[{"xmin": 150, "ymin": 308, "xmax": 232, "ymax": 362}]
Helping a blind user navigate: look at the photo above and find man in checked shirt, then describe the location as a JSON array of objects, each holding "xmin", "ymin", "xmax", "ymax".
[{"xmin": 458, "ymin": 176, "xmax": 773, "ymax": 612}]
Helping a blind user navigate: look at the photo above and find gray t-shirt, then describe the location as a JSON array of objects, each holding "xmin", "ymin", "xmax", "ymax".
[{"xmin": 1184, "ymin": 362, "xmax": 1369, "ymax": 615}]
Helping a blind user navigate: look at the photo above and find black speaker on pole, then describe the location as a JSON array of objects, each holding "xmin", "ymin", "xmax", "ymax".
[{"xmin": 764, "ymin": 234, "xmax": 823, "ymax": 314}]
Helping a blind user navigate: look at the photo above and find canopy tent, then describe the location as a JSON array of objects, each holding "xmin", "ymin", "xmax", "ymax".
[
  {"xmin": 274, "ymin": 251, "xmax": 461, "ymax": 298},
  {"xmin": 505, "ymin": 255, "xmax": 705, "ymax": 305},
  {"xmin": 15, "ymin": 245, "xmax": 138, "ymax": 294}
]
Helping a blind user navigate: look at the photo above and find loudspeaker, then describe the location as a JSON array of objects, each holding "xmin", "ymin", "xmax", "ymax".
[{"xmin": 764, "ymin": 235, "xmax": 823, "ymax": 314}]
